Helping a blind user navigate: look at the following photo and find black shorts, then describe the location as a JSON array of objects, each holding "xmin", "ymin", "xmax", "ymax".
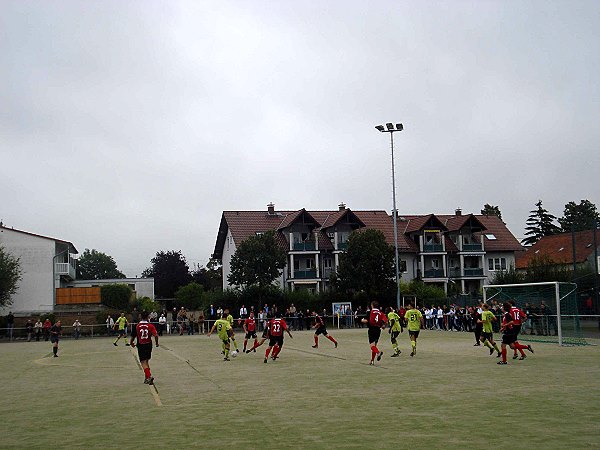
[
  {"xmin": 315, "ymin": 326, "xmax": 328, "ymax": 336},
  {"xmin": 269, "ymin": 335, "xmax": 284, "ymax": 347},
  {"xmin": 368, "ymin": 326, "xmax": 381, "ymax": 344},
  {"xmin": 502, "ymin": 333, "xmax": 518, "ymax": 345},
  {"xmin": 137, "ymin": 343, "xmax": 152, "ymax": 362},
  {"xmin": 408, "ymin": 330, "xmax": 420, "ymax": 338},
  {"xmin": 245, "ymin": 331, "xmax": 257, "ymax": 339},
  {"xmin": 482, "ymin": 332, "xmax": 493, "ymax": 342},
  {"xmin": 513, "ymin": 324, "xmax": 522, "ymax": 335},
  {"xmin": 50, "ymin": 335, "xmax": 59, "ymax": 344}
]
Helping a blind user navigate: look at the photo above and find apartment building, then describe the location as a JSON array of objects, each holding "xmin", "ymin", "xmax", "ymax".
[{"xmin": 213, "ymin": 204, "xmax": 523, "ymax": 295}]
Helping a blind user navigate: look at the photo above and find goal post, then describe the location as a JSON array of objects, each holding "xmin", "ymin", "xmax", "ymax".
[{"xmin": 483, "ymin": 281, "xmax": 584, "ymax": 346}]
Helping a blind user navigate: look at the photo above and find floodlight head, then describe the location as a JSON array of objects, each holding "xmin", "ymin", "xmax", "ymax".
[
  {"xmin": 386, "ymin": 123, "xmax": 394, "ymax": 131},
  {"xmin": 375, "ymin": 125, "xmax": 385, "ymax": 132},
  {"xmin": 396, "ymin": 123, "xmax": 403, "ymax": 131}
]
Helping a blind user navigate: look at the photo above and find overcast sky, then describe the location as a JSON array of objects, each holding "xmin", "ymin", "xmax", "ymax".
[{"xmin": 1, "ymin": 1, "xmax": 599, "ymax": 277}]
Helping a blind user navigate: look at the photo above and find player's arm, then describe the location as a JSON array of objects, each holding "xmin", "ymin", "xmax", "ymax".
[
  {"xmin": 388, "ymin": 317, "xmax": 396, "ymax": 333},
  {"xmin": 207, "ymin": 322, "xmax": 217, "ymax": 337}
]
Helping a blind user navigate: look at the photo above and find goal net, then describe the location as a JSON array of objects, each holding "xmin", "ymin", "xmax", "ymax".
[{"xmin": 483, "ymin": 281, "xmax": 586, "ymax": 346}]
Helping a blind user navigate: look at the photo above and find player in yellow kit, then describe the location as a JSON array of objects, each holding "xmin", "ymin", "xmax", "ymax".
[
  {"xmin": 224, "ymin": 309, "xmax": 240, "ymax": 353},
  {"xmin": 208, "ymin": 317, "xmax": 233, "ymax": 361},
  {"xmin": 479, "ymin": 303, "xmax": 501, "ymax": 357},
  {"xmin": 404, "ymin": 303, "xmax": 424, "ymax": 357},
  {"xmin": 387, "ymin": 307, "xmax": 402, "ymax": 357}
]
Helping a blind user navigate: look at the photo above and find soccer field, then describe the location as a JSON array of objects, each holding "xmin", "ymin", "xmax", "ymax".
[{"xmin": 1, "ymin": 329, "xmax": 599, "ymax": 449}]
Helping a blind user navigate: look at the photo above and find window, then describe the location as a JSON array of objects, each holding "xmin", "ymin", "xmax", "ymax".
[
  {"xmin": 488, "ymin": 257, "xmax": 506, "ymax": 271},
  {"xmin": 485, "ymin": 234, "xmax": 497, "ymax": 240},
  {"xmin": 431, "ymin": 259, "xmax": 440, "ymax": 269},
  {"xmin": 399, "ymin": 260, "xmax": 407, "ymax": 273},
  {"xmin": 324, "ymin": 258, "xmax": 332, "ymax": 269},
  {"xmin": 255, "ymin": 232, "xmax": 264, "ymax": 237},
  {"xmin": 306, "ymin": 259, "xmax": 313, "ymax": 269}
]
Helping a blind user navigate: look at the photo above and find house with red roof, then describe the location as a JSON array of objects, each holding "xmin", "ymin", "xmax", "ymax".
[
  {"xmin": 515, "ymin": 229, "xmax": 600, "ymax": 272},
  {"xmin": 213, "ymin": 204, "xmax": 524, "ymax": 295}
]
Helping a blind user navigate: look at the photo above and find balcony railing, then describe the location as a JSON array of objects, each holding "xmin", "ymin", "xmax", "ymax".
[
  {"xmin": 464, "ymin": 268, "xmax": 484, "ymax": 277},
  {"xmin": 293, "ymin": 242, "xmax": 316, "ymax": 251},
  {"xmin": 293, "ymin": 269, "xmax": 318, "ymax": 279},
  {"xmin": 56, "ymin": 262, "xmax": 76, "ymax": 279},
  {"xmin": 422, "ymin": 243, "xmax": 444, "ymax": 252},
  {"xmin": 336, "ymin": 242, "xmax": 348, "ymax": 250},
  {"xmin": 462, "ymin": 243, "xmax": 483, "ymax": 252},
  {"xmin": 448, "ymin": 268, "xmax": 461, "ymax": 278},
  {"xmin": 423, "ymin": 269, "xmax": 445, "ymax": 278}
]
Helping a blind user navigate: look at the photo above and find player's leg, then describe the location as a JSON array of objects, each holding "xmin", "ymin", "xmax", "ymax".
[
  {"xmin": 326, "ymin": 333, "xmax": 338, "ymax": 347},
  {"xmin": 313, "ymin": 332, "xmax": 319, "ymax": 348},
  {"xmin": 390, "ymin": 332, "xmax": 399, "ymax": 356},
  {"xmin": 243, "ymin": 337, "xmax": 248, "ymax": 353}
]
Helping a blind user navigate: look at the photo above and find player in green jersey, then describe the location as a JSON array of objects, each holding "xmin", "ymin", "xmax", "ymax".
[
  {"xmin": 223, "ymin": 309, "xmax": 240, "ymax": 353},
  {"xmin": 208, "ymin": 317, "xmax": 233, "ymax": 361},
  {"xmin": 387, "ymin": 307, "xmax": 402, "ymax": 357},
  {"xmin": 404, "ymin": 304, "xmax": 424, "ymax": 357},
  {"xmin": 479, "ymin": 303, "xmax": 501, "ymax": 357}
]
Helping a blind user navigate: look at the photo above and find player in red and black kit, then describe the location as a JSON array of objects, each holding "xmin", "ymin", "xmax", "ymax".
[
  {"xmin": 361, "ymin": 301, "xmax": 387, "ymax": 365},
  {"xmin": 130, "ymin": 310, "xmax": 159, "ymax": 384},
  {"xmin": 498, "ymin": 302, "xmax": 533, "ymax": 365},
  {"xmin": 264, "ymin": 312, "xmax": 292, "ymax": 364},
  {"xmin": 246, "ymin": 322, "xmax": 270, "ymax": 354},
  {"xmin": 508, "ymin": 300, "xmax": 532, "ymax": 360},
  {"xmin": 243, "ymin": 311, "xmax": 258, "ymax": 353},
  {"xmin": 311, "ymin": 311, "xmax": 338, "ymax": 349}
]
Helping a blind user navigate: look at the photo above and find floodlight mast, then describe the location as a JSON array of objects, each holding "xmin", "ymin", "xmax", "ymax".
[{"xmin": 375, "ymin": 122, "xmax": 403, "ymax": 309}]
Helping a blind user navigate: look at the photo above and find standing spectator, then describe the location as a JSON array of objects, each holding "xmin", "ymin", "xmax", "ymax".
[
  {"xmin": 355, "ymin": 306, "xmax": 364, "ymax": 328},
  {"xmin": 188, "ymin": 312, "xmax": 195, "ymax": 335},
  {"xmin": 131, "ymin": 307, "xmax": 139, "ymax": 330},
  {"xmin": 72, "ymin": 319, "xmax": 81, "ymax": 339},
  {"xmin": 50, "ymin": 320, "xmax": 62, "ymax": 357},
  {"xmin": 289, "ymin": 303, "xmax": 297, "ymax": 330},
  {"xmin": 436, "ymin": 306, "xmax": 444, "ymax": 330},
  {"xmin": 106, "ymin": 315, "xmax": 114, "ymax": 336},
  {"xmin": 25, "ymin": 319, "xmax": 34, "ymax": 342},
  {"xmin": 158, "ymin": 313, "xmax": 167, "ymax": 336},
  {"xmin": 258, "ymin": 309, "xmax": 266, "ymax": 332},
  {"xmin": 344, "ymin": 306, "xmax": 352, "ymax": 328},
  {"xmin": 171, "ymin": 308, "xmax": 178, "ymax": 334},
  {"xmin": 34, "ymin": 318, "xmax": 43, "ymax": 341},
  {"xmin": 523, "ymin": 303, "xmax": 532, "ymax": 335},
  {"xmin": 239, "ymin": 305, "xmax": 248, "ymax": 320},
  {"xmin": 297, "ymin": 310, "xmax": 304, "ymax": 330},
  {"xmin": 43, "ymin": 318, "xmax": 52, "ymax": 341},
  {"xmin": 6, "ymin": 311, "xmax": 14, "ymax": 341},
  {"xmin": 304, "ymin": 309, "xmax": 312, "ymax": 331},
  {"xmin": 216, "ymin": 306, "xmax": 223, "ymax": 318},
  {"xmin": 177, "ymin": 307, "xmax": 187, "ymax": 335},
  {"xmin": 198, "ymin": 309, "xmax": 205, "ymax": 334}
]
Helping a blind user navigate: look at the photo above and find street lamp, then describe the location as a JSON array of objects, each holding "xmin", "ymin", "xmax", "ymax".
[{"xmin": 375, "ymin": 122, "xmax": 403, "ymax": 310}]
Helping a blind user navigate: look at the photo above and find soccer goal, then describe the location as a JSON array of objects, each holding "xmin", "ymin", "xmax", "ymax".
[{"xmin": 483, "ymin": 281, "xmax": 586, "ymax": 346}]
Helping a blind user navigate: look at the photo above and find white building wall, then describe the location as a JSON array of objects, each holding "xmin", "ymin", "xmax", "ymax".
[
  {"xmin": 222, "ymin": 229, "xmax": 236, "ymax": 290},
  {"xmin": 483, "ymin": 251, "xmax": 516, "ymax": 285},
  {"xmin": 70, "ymin": 278, "xmax": 155, "ymax": 299},
  {"xmin": 0, "ymin": 229, "xmax": 55, "ymax": 314}
]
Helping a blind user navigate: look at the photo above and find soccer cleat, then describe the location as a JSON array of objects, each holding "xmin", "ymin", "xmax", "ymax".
[
  {"xmin": 527, "ymin": 345, "xmax": 534, "ymax": 354},
  {"xmin": 497, "ymin": 361, "xmax": 507, "ymax": 365},
  {"xmin": 410, "ymin": 351, "xmax": 414, "ymax": 357},
  {"xmin": 147, "ymin": 377, "xmax": 154, "ymax": 385},
  {"xmin": 335, "ymin": 342, "xmax": 338, "ymax": 348},
  {"xmin": 512, "ymin": 354, "xmax": 518, "ymax": 360},
  {"xmin": 474, "ymin": 343, "xmax": 481, "ymax": 346},
  {"xmin": 53, "ymin": 354, "xmax": 58, "ymax": 357},
  {"xmin": 312, "ymin": 345, "xmax": 318, "ymax": 348},
  {"xmin": 246, "ymin": 349, "xmax": 251, "ymax": 354},
  {"xmin": 113, "ymin": 342, "xmax": 117, "ymax": 346},
  {"xmin": 390, "ymin": 353, "xmax": 399, "ymax": 357},
  {"xmin": 369, "ymin": 361, "xmax": 374, "ymax": 365},
  {"xmin": 519, "ymin": 355, "xmax": 527, "ymax": 360},
  {"xmin": 377, "ymin": 352, "xmax": 383, "ymax": 361},
  {"xmin": 253, "ymin": 348, "xmax": 256, "ymax": 353},
  {"xmin": 223, "ymin": 357, "xmax": 230, "ymax": 361},
  {"xmin": 144, "ymin": 378, "xmax": 149, "ymax": 384},
  {"xmin": 496, "ymin": 352, "xmax": 501, "ymax": 358},
  {"xmin": 263, "ymin": 358, "xmax": 268, "ymax": 364},
  {"xmin": 489, "ymin": 347, "xmax": 495, "ymax": 356},
  {"xmin": 126, "ymin": 343, "xmax": 130, "ymax": 346}
]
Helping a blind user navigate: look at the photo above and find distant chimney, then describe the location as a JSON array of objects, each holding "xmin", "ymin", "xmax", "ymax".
[
  {"xmin": 455, "ymin": 208, "xmax": 462, "ymax": 216},
  {"xmin": 267, "ymin": 203, "xmax": 275, "ymax": 215},
  {"xmin": 338, "ymin": 202, "xmax": 346, "ymax": 211}
]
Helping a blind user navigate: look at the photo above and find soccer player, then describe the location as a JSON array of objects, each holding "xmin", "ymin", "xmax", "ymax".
[
  {"xmin": 386, "ymin": 307, "xmax": 402, "ymax": 357},
  {"xmin": 264, "ymin": 312, "xmax": 292, "ymax": 364},
  {"xmin": 50, "ymin": 320, "xmax": 62, "ymax": 357},
  {"xmin": 361, "ymin": 301, "xmax": 387, "ymax": 365},
  {"xmin": 113, "ymin": 312, "xmax": 129, "ymax": 346},
  {"xmin": 129, "ymin": 311, "xmax": 159, "ymax": 385},
  {"xmin": 509, "ymin": 300, "xmax": 529, "ymax": 360},
  {"xmin": 224, "ymin": 309, "xmax": 240, "ymax": 353},
  {"xmin": 479, "ymin": 303, "xmax": 501, "ymax": 357},
  {"xmin": 311, "ymin": 311, "xmax": 338, "ymax": 349},
  {"xmin": 404, "ymin": 303, "xmax": 424, "ymax": 357},
  {"xmin": 208, "ymin": 315, "xmax": 233, "ymax": 361},
  {"xmin": 243, "ymin": 311, "xmax": 258, "ymax": 353},
  {"xmin": 498, "ymin": 302, "xmax": 534, "ymax": 365},
  {"xmin": 245, "ymin": 322, "xmax": 270, "ymax": 354}
]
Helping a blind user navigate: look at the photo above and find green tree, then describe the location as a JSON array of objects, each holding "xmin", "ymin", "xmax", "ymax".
[
  {"xmin": 522, "ymin": 200, "xmax": 561, "ymax": 246},
  {"xmin": 175, "ymin": 282, "xmax": 205, "ymax": 310},
  {"xmin": 490, "ymin": 265, "xmax": 525, "ymax": 285},
  {"xmin": 525, "ymin": 255, "xmax": 572, "ymax": 283},
  {"xmin": 333, "ymin": 229, "xmax": 395, "ymax": 301},
  {"xmin": 227, "ymin": 231, "xmax": 287, "ymax": 288},
  {"xmin": 400, "ymin": 280, "xmax": 446, "ymax": 302},
  {"xmin": 76, "ymin": 248, "xmax": 126, "ymax": 280},
  {"xmin": 142, "ymin": 250, "xmax": 192, "ymax": 298},
  {"xmin": 0, "ymin": 245, "xmax": 23, "ymax": 307},
  {"xmin": 191, "ymin": 258, "xmax": 222, "ymax": 291},
  {"xmin": 481, "ymin": 203, "xmax": 502, "ymax": 220},
  {"xmin": 558, "ymin": 200, "xmax": 600, "ymax": 232},
  {"xmin": 100, "ymin": 284, "xmax": 133, "ymax": 310}
]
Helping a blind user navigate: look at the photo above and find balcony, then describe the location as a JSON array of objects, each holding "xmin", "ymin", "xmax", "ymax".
[
  {"xmin": 422, "ymin": 243, "xmax": 444, "ymax": 253},
  {"xmin": 448, "ymin": 268, "xmax": 461, "ymax": 278},
  {"xmin": 336, "ymin": 242, "xmax": 348, "ymax": 250},
  {"xmin": 464, "ymin": 268, "xmax": 484, "ymax": 277},
  {"xmin": 423, "ymin": 269, "xmax": 446, "ymax": 278},
  {"xmin": 293, "ymin": 269, "xmax": 317, "ymax": 279},
  {"xmin": 56, "ymin": 262, "xmax": 76, "ymax": 280},
  {"xmin": 293, "ymin": 242, "xmax": 316, "ymax": 251},
  {"xmin": 462, "ymin": 243, "xmax": 483, "ymax": 252}
]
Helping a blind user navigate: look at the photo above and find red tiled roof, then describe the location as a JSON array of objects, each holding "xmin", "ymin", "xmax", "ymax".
[
  {"xmin": 476, "ymin": 215, "xmax": 523, "ymax": 252},
  {"xmin": 515, "ymin": 229, "xmax": 599, "ymax": 269}
]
